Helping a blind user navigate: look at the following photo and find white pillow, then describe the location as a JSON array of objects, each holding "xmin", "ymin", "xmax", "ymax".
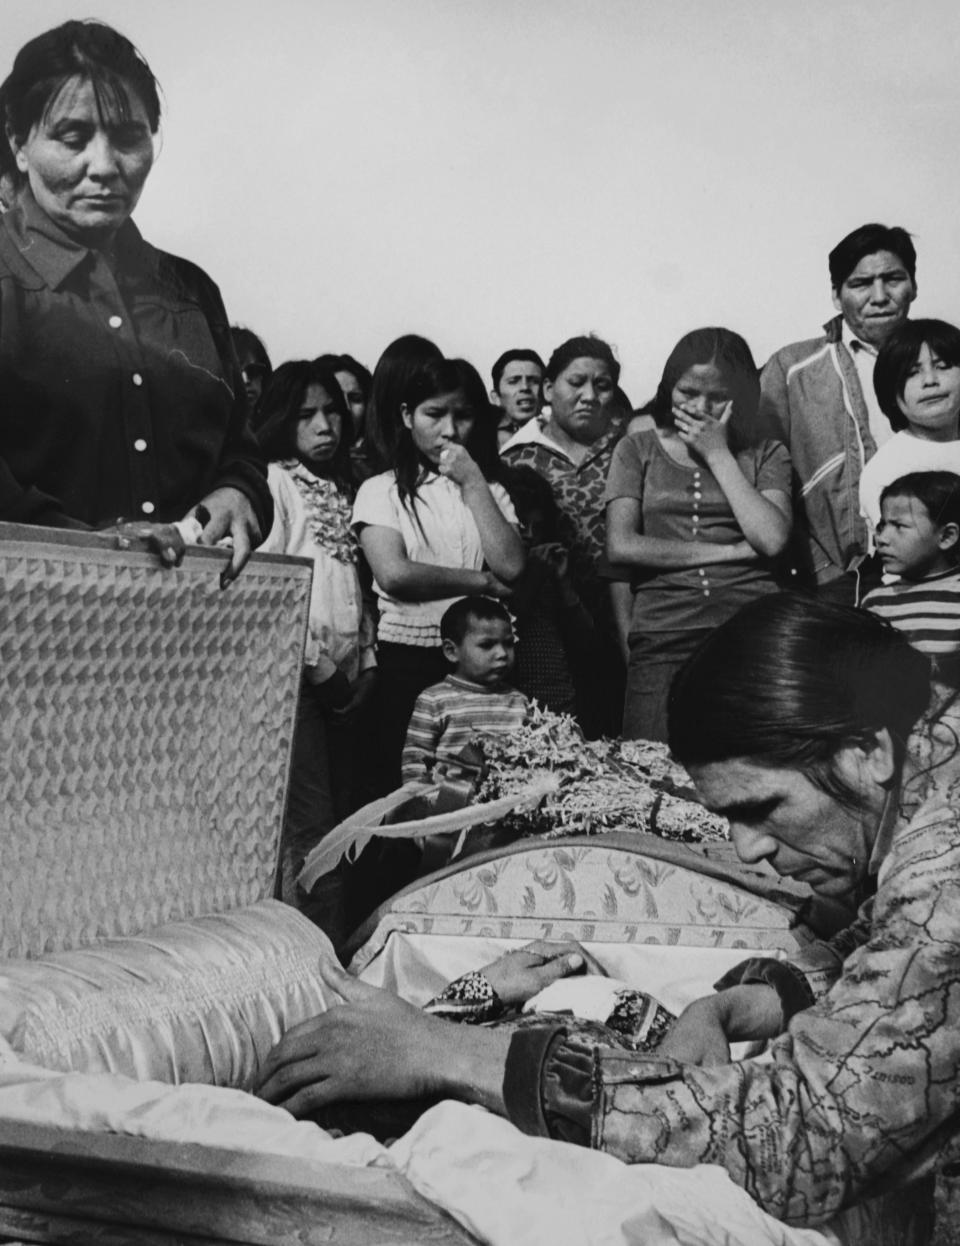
[{"xmin": 0, "ymin": 900, "xmax": 335, "ymax": 1089}]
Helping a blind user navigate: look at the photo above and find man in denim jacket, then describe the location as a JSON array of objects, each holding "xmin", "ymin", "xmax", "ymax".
[{"xmin": 758, "ymin": 223, "xmax": 916, "ymax": 603}]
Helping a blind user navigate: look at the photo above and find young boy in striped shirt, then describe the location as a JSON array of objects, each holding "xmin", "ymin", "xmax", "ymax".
[
  {"xmin": 402, "ymin": 596, "xmax": 530, "ymax": 783},
  {"xmin": 862, "ymin": 471, "xmax": 960, "ymax": 685}
]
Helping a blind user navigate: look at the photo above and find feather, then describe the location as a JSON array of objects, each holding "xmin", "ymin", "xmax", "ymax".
[
  {"xmin": 297, "ymin": 782, "xmax": 436, "ymax": 892},
  {"xmin": 297, "ymin": 774, "xmax": 561, "ymax": 890}
]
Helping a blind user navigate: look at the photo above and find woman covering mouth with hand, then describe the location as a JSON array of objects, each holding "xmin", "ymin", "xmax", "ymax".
[{"xmin": 605, "ymin": 328, "xmax": 792, "ymax": 741}]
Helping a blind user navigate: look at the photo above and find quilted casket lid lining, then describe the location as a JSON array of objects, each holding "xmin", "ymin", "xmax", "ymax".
[{"xmin": 0, "ymin": 525, "xmax": 311, "ymax": 959}]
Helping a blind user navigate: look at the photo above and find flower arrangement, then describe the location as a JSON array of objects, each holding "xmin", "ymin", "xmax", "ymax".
[{"xmin": 470, "ymin": 704, "xmax": 728, "ymax": 844}]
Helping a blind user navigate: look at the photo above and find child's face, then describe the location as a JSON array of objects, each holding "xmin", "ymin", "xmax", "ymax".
[
  {"xmin": 402, "ymin": 389, "xmax": 466, "ymax": 466},
  {"xmin": 518, "ymin": 506, "xmax": 549, "ymax": 547},
  {"xmin": 447, "ymin": 616, "xmax": 515, "ymax": 686},
  {"xmin": 875, "ymin": 493, "xmax": 948, "ymax": 579},
  {"xmin": 295, "ymin": 384, "xmax": 343, "ymax": 470},
  {"xmin": 897, "ymin": 342, "xmax": 960, "ymax": 439}
]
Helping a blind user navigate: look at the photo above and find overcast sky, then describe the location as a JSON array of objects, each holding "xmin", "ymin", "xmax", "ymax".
[{"xmin": 8, "ymin": 0, "xmax": 960, "ymax": 403}]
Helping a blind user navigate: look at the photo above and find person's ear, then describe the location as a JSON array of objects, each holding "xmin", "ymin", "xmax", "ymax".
[
  {"xmin": 849, "ymin": 727, "xmax": 897, "ymax": 788},
  {"xmin": 543, "ymin": 378, "xmax": 554, "ymax": 406},
  {"xmin": 5, "ymin": 125, "xmax": 26, "ymax": 173},
  {"xmin": 937, "ymin": 522, "xmax": 960, "ymax": 554},
  {"xmin": 441, "ymin": 637, "xmax": 459, "ymax": 666},
  {"xmin": 400, "ymin": 403, "xmax": 413, "ymax": 431},
  {"xmin": 490, "ymin": 388, "xmax": 502, "ymax": 408},
  {"xmin": 831, "ymin": 285, "xmax": 843, "ymax": 315}
]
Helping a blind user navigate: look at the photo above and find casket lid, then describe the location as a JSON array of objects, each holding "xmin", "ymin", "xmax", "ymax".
[{"xmin": 0, "ymin": 524, "xmax": 311, "ymax": 959}]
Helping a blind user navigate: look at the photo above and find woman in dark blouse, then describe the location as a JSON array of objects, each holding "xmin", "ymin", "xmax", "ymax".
[
  {"xmin": 604, "ymin": 328, "xmax": 792, "ymax": 740},
  {"xmin": 0, "ymin": 21, "xmax": 271, "ymax": 580}
]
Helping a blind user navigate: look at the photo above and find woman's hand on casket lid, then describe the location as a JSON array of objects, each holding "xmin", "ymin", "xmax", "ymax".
[
  {"xmin": 255, "ymin": 962, "xmax": 512, "ymax": 1118},
  {"xmin": 657, "ymin": 984, "xmax": 782, "ymax": 1066},
  {"xmin": 111, "ymin": 520, "xmax": 186, "ymax": 567},
  {"xmin": 193, "ymin": 486, "xmax": 263, "ymax": 587},
  {"xmin": 480, "ymin": 939, "xmax": 605, "ymax": 1008}
]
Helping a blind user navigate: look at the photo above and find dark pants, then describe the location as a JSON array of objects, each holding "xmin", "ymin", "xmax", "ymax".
[
  {"xmin": 623, "ymin": 628, "xmax": 710, "ymax": 743},
  {"xmin": 279, "ymin": 678, "xmax": 346, "ymax": 946},
  {"xmin": 574, "ymin": 640, "xmax": 626, "ymax": 740},
  {"xmin": 347, "ymin": 642, "xmax": 449, "ymax": 933},
  {"xmin": 360, "ymin": 642, "xmax": 449, "ymax": 798}
]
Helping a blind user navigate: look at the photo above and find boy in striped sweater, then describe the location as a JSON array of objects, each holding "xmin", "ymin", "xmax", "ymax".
[
  {"xmin": 402, "ymin": 596, "xmax": 530, "ymax": 783},
  {"xmin": 862, "ymin": 471, "xmax": 960, "ymax": 684}
]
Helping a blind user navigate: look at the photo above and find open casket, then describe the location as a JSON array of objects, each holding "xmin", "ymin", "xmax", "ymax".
[
  {"xmin": 0, "ymin": 525, "xmax": 933, "ymax": 1246},
  {"xmin": 0, "ymin": 524, "xmax": 476, "ymax": 1246}
]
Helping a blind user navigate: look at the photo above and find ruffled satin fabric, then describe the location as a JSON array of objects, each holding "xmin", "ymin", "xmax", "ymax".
[{"xmin": 0, "ymin": 900, "xmax": 335, "ymax": 1088}]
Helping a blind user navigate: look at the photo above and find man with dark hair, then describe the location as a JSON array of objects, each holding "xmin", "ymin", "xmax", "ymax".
[
  {"xmin": 490, "ymin": 349, "xmax": 545, "ymax": 448},
  {"xmin": 758, "ymin": 223, "xmax": 917, "ymax": 603}
]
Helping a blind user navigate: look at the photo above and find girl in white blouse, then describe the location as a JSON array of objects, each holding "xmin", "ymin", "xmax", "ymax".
[{"xmin": 353, "ymin": 346, "xmax": 525, "ymax": 799}]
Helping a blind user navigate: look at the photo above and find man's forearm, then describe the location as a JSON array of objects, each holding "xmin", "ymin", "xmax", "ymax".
[{"xmin": 435, "ymin": 1024, "xmax": 512, "ymax": 1116}]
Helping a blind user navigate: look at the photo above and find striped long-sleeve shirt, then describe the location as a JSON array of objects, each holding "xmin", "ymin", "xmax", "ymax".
[
  {"xmin": 862, "ymin": 568, "xmax": 960, "ymax": 668},
  {"xmin": 402, "ymin": 675, "xmax": 530, "ymax": 783}
]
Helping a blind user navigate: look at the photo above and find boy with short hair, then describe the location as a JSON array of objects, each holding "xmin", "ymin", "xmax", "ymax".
[
  {"xmin": 401, "ymin": 596, "xmax": 530, "ymax": 783},
  {"xmin": 862, "ymin": 471, "xmax": 960, "ymax": 684}
]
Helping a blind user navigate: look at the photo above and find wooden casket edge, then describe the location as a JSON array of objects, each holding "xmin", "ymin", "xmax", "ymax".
[{"xmin": 0, "ymin": 1118, "xmax": 480, "ymax": 1244}]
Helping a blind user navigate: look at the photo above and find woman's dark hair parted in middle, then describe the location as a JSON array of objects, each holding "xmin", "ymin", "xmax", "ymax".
[
  {"xmin": 646, "ymin": 327, "xmax": 762, "ymax": 451},
  {"xmin": 668, "ymin": 593, "xmax": 931, "ymax": 799},
  {"xmin": 363, "ymin": 334, "xmax": 445, "ymax": 475},
  {"xmin": 390, "ymin": 356, "xmax": 466, "ymax": 510}
]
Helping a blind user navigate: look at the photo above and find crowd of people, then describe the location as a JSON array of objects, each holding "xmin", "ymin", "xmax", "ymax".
[
  {"xmin": 240, "ymin": 227, "xmax": 960, "ymax": 937},
  {"xmin": 4, "ymin": 17, "xmax": 960, "ymax": 1238}
]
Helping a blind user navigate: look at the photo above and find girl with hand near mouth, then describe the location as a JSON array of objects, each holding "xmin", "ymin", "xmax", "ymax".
[
  {"xmin": 859, "ymin": 319, "xmax": 960, "ymax": 534},
  {"xmin": 352, "ymin": 348, "xmax": 524, "ymax": 802},
  {"xmin": 256, "ymin": 361, "xmax": 376, "ymax": 943}
]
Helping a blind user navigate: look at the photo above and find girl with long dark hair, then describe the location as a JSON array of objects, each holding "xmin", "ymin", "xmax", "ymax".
[
  {"xmin": 257, "ymin": 361, "xmax": 375, "ymax": 943},
  {"xmin": 352, "ymin": 343, "xmax": 524, "ymax": 797},
  {"xmin": 605, "ymin": 327, "xmax": 792, "ymax": 740}
]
